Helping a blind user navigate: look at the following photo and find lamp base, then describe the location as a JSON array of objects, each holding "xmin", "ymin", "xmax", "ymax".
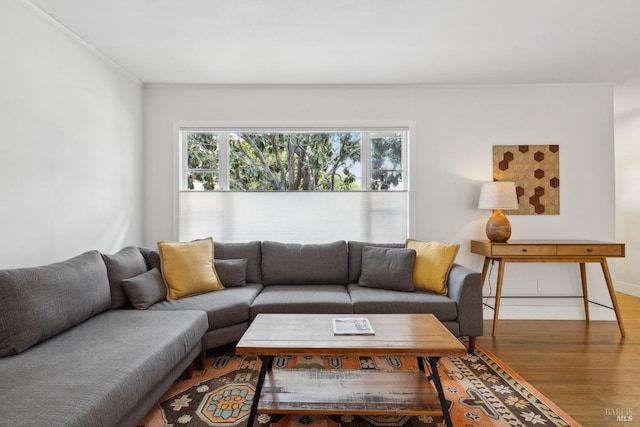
[{"xmin": 486, "ymin": 209, "xmax": 512, "ymax": 242}]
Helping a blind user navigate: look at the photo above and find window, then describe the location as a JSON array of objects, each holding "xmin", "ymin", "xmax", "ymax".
[
  {"xmin": 177, "ymin": 125, "xmax": 410, "ymax": 243},
  {"xmin": 185, "ymin": 132, "xmax": 220, "ymax": 190},
  {"xmin": 181, "ymin": 130, "xmax": 406, "ymax": 192}
]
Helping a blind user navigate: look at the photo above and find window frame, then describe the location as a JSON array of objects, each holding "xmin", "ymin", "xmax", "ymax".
[
  {"xmin": 172, "ymin": 121, "xmax": 415, "ymax": 239},
  {"xmin": 181, "ymin": 130, "xmax": 222, "ymax": 191},
  {"xmin": 178, "ymin": 124, "xmax": 409, "ymax": 192}
]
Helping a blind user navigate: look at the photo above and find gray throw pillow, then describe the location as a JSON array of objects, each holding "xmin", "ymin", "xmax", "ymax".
[
  {"xmin": 101, "ymin": 246, "xmax": 148, "ymax": 309},
  {"xmin": 121, "ymin": 268, "xmax": 167, "ymax": 310},
  {"xmin": 214, "ymin": 258, "xmax": 248, "ymax": 287},
  {"xmin": 214, "ymin": 241, "xmax": 262, "ymax": 283},
  {"xmin": 138, "ymin": 247, "xmax": 162, "ymax": 271},
  {"xmin": 359, "ymin": 246, "xmax": 416, "ymax": 292},
  {"xmin": 347, "ymin": 241, "xmax": 405, "ymax": 283}
]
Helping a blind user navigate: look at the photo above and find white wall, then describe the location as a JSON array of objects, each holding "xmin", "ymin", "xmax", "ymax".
[
  {"xmin": 614, "ymin": 79, "xmax": 640, "ymax": 297},
  {"xmin": 0, "ymin": 0, "xmax": 143, "ymax": 268},
  {"xmin": 144, "ymin": 83, "xmax": 617, "ymax": 320}
]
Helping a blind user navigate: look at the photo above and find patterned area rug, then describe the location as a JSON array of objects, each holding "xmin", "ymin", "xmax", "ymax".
[{"xmin": 137, "ymin": 341, "xmax": 579, "ymax": 427}]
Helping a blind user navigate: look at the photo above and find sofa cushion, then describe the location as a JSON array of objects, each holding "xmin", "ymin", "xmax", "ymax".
[
  {"xmin": 347, "ymin": 241, "xmax": 405, "ymax": 283},
  {"xmin": 0, "ymin": 309, "xmax": 207, "ymax": 427},
  {"xmin": 250, "ymin": 284, "xmax": 353, "ymax": 318},
  {"xmin": 122, "ymin": 268, "xmax": 167, "ymax": 309},
  {"xmin": 214, "ymin": 259, "xmax": 247, "ymax": 287},
  {"xmin": 214, "ymin": 241, "xmax": 262, "ymax": 283},
  {"xmin": 158, "ymin": 238, "xmax": 224, "ymax": 300},
  {"xmin": 347, "ymin": 283, "xmax": 458, "ymax": 320},
  {"xmin": 406, "ymin": 239, "xmax": 460, "ymax": 295},
  {"xmin": 0, "ymin": 251, "xmax": 111, "ymax": 356},
  {"xmin": 261, "ymin": 241, "xmax": 348, "ymax": 285},
  {"xmin": 149, "ymin": 284, "xmax": 263, "ymax": 330},
  {"xmin": 102, "ymin": 246, "xmax": 148, "ymax": 308},
  {"xmin": 359, "ymin": 246, "xmax": 416, "ymax": 292}
]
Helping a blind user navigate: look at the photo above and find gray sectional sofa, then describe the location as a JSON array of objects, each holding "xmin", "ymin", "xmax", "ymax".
[
  {"xmin": 0, "ymin": 239, "xmax": 482, "ymax": 427},
  {"xmin": 0, "ymin": 250, "xmax": 208, "ymax": 427}
]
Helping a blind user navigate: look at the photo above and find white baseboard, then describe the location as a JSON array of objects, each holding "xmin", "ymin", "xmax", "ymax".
[
  {"xmin": 480, "ymin": 283, "xmax": 637, "ymax": 320},
  {"xmin": 616, "ymin": 281, "xmax": 640, "ymax": 297},
  {"xmin": 481, "ymin": 298, "xmax": 616, "ymax": 320}
]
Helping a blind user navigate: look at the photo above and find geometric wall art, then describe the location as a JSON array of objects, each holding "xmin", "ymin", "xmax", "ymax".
[{"xmin": 492, "ymin": 145, "xmax": 560, "ymax": 215}]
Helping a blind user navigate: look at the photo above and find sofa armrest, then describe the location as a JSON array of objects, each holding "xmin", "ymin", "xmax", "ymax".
[{"xmin": 446, "ymin": 263, "xmax": 483, "ymax": 337}]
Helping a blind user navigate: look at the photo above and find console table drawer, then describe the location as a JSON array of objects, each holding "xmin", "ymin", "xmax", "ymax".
[
  {"xmin": 491, "ymin": 245, "xmax": 556, "ymax": 256},
  {"xmin": 556, "ymin": 245, "xmax": 624, "ymax": 257}
]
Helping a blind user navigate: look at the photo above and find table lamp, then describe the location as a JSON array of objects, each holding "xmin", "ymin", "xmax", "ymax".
[{"xmin": 478, "ymin": 181, "xmax": 519, "ymax": 242}]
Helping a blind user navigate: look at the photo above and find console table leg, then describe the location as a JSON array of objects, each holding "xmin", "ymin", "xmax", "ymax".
[
  {"xmin": 600, "ymin": 259, "xmax": 626, "ymax": 337},
  {"xmin": 579, "ymin": 262, "xmax": 590, "ymax": 322},
  {"xmin": 481, "ymin": 257, "xmax": 490, "ymax": 288},
  {"xmin": 492, "ymin": 259, "xmax": 506, "ymax": 336},
  {"xmin": 247, "ymin": 355, "xmax": 273, "ymax": 427}
]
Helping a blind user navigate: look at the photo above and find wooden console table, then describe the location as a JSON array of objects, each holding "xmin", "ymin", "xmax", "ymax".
[{"xmin": 470, "ymin": 240, "xmax": 626, "ymax": 337}]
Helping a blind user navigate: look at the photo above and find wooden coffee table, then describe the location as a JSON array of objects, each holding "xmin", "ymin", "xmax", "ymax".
[{"xmin": 236, "ymin": 313, "xmax": 467, "ymax": 427}]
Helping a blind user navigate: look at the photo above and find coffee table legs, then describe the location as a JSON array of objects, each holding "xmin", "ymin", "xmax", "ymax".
[
  {"xmin": 247, "ymin": 355, "xmax": 273, "ymax": 427},
  {"xmin": 418, "ymin": 356, "xmax": 453, "ymax": 427},
  {"xmin": 248, "ymin": 355, "xmax": 452, "ymax": 427}
]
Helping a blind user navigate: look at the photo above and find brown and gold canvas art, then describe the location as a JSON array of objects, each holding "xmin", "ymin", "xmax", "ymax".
[{"xmin": 493, "ymin": 145, "xmax": 560, "ymax": 215}]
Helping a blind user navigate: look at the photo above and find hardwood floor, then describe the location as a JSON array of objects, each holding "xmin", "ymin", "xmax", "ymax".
[{"xmin": 476, "ymin": 292, "xmax": 639, "ymax": 427}]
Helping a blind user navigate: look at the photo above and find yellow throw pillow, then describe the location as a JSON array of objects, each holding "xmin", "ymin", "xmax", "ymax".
[
  {"xmin": 406, "ymin": 239, "xmax": 460, "ymax": 295},
  {"xmin": 157, "ymin": 238, "xmax": 224, "ymax": 300}
]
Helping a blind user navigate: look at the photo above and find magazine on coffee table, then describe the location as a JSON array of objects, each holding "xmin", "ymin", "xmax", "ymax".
[{"xmin": 332, "ymin": 317, "xmax": 375, "ymax": 335}]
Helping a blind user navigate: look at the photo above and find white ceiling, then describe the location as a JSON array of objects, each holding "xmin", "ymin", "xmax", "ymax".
[{"xmin": 27, "ymin": 0, "xmax": 640, "ymax": 86}]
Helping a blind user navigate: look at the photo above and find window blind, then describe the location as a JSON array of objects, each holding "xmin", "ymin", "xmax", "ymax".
[{"xmin": 179, "ymin": 191, "xmax": 408, "ymax": 243}]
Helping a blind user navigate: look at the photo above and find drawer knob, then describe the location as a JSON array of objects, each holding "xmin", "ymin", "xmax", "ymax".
[
  {"xmin": 522, "ymin": 248, "xmax": 528, "ymax": 252},
  {"xmin": 587, "ymin": 248, "xmax": 593, "ymax": 252}
]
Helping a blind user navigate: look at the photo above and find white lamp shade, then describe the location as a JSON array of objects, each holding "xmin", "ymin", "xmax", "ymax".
[{"xmin": 478, "ymin": 181, "xmax": 519, "ymax": 210}]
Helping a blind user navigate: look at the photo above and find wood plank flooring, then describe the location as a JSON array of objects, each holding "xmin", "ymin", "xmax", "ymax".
[{"xmin": 476, "ymin": 292, "xmax": 640, "ymax": 427}]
